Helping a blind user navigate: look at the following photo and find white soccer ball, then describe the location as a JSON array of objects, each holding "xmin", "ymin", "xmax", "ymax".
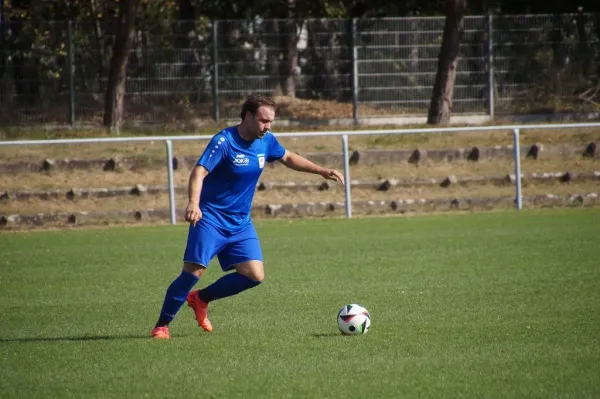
[{"xmin": 337, "ymin": 304, "xmax": 371, "ymax": 335}]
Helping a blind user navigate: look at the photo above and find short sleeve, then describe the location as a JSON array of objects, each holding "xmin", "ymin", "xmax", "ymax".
[
  {"xmin": 266, "ymin": 133, "xmax": 286, "ymax": 162},
  {"xmin": 197, "ymin": 134, "xmax": 228, "ymax": 172}
]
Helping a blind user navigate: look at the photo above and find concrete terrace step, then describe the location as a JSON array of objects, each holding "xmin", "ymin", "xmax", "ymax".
[
  {"xmin": 1, "ymin": 192, "xmax": 598, "ymax": 228},
  {"xmin": 0, "ymin": 142, "xmax": 597, "ymax": 174},
  {"xmin": 2, "ymin": 171, "xmax": 599, "ymax": 202}
]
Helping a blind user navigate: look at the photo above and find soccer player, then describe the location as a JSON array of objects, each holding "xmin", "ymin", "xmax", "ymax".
[{"xmin": 151, "ymin": 94, "xmax": 344, "ymax": 339}]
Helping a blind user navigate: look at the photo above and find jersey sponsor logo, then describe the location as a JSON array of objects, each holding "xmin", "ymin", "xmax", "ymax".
[
  {"xmin": 233, "ymin": 153, "xmax": 250, "ymax": 165},
  {"xmin": 257, "ymin": 154, "xmax": 265, "ymax": 169}
]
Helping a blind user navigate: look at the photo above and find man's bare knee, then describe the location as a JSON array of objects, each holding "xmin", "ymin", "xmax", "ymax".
[
  {"xmin": 245, "ymin": 268, "xmax": 264, "ymax": 282},
  {"xmin": 183, "ymin": 262, "xmax": 206, "ymax": 278},
  {"xmin": 234, "ymin": 261, "xmax": 264, "ymax": 282}
]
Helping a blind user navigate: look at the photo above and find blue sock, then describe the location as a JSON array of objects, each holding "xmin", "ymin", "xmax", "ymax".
[
  {"xmin": 155, "ymin": 271, "xmax": 199, "ymax": 327},
  {"xmin": 198, "ymin": 272, "xmax": 260, "ymax": 303}
]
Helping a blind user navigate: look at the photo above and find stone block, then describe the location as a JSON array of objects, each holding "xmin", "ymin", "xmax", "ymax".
[
  {"xmin": 66, "ymin": 188, "xmax": 85, "ymax": 200},
  {"xmin": 318, "ymin": 181, "xmax": 330, "ymax": 191},
  {"xmin": 377, "ymin": 180, "xmax": 392, "ymax": 191},
  {"xmin": 265, "ymin": 204, "xmax": 282, "ymax": 216},
  {"xmin": 560, "ymin": 172, "xmax": 572, "ymax": 183},
  {"xmin": 440, "ymin": 175, "xmax": 458, "ymax": 188},
  {"xmin": 349, "ymin": 150, "xmax": 360, "ymax": 165},
  {"xmin": 103, "ymin": 158, "xmax": 123, "ymax": 172},
  {"xmin": 467, "ymin": 146, "xmax": 480, "ymax": 161},
  {"xmin": 130, "ymin": 184, "xmax": 147, "ymax": 196},
  {"xmin": 41, "ymin": 159, "xmax": 55, "ymax": 172},
  {"xmin": 408, "ymin": 149, "xmax": 421, "ymax": 164},
  {"xmin": 526, "ymin": 143, "xmax": 542, "ymax": 160},
  {"xmin": 583, "ymin": 142, "xmax": 596, "ymax": 158},
  {"xmin": 570, "ymin": 194, "xmax": 585, "ymax": 205},
  {"xmin": 505, "ymin": 174, "xmax": 524, "ymax": 183},
  {"xmin": 0, "ymin": 215, "xmax": 19, "ymax": 227}
]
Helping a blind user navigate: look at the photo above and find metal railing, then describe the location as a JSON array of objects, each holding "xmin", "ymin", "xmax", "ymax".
[{"xmin": 2, "ymin": 122, "xmax": 600, "ymax": 223}]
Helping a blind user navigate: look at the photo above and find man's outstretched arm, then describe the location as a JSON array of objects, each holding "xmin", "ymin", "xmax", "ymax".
[{"xmin": 278, "ymin": 151, "xmax": 345, "ymax": 185}]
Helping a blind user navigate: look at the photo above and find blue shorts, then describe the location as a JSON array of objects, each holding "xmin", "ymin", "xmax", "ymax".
[{"xmin": 183, "ymin": 219, "xmax": 263, "ymax": 271}]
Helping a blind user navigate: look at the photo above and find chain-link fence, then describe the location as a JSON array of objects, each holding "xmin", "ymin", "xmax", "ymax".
[
  {"xmin": 1, "ymin": 14, "xmax": 599, "ymax": 126},
  {"xmin": 355, "ymin": 17, "xmax": 489, "ymax": 116},
  {"xmin": 493, "ymin": 14, "xmax": 600, "ymax": 113}
]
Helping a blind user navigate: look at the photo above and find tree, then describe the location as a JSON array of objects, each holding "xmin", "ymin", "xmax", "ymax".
[
  {"xmin": 279, "ymin": 0, "xmax": 299, "ymax": 98},
  {"xmin": 0, "ymin": 0, "xmax": 6, "ymax": 82},
  {"xmin": 6, "ymin": 0, "xmax": 42, "ymax": 105},
  {"xmin": 427, "ymin": 0, "xmax": 467, "ymax": 125},
  {"xmin": 103, "ymin": 0, "xmax": 138, "ymax": 133},
  {"xmin": 261, "ymin": 0, "xmax": 301, "ymax": 98}
]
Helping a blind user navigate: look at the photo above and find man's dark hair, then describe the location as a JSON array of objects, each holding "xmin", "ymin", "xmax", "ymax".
[{"xmin": 240, "ymin": 94, "xmax": 276, "ymax": 120}]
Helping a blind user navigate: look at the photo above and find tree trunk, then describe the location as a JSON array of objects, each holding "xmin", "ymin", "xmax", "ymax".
[
  {"xmin": 595, "ymin": 14, "xmax": 600, "ymax": 83},
  {"xmin": 550, "ymin": 15, "xmax": 567, "ymax": 69},
  {"xmin": 267, "ymin": 19, "xmax": 281, "ymax": 94},
  {"xmin": 427, "ymin": 0, "xmax": 467, "ymax": 125},
  {"xmin": 175, "ymin": 0, "xmax": 196, "ymax": 64},
  {"xmin": 322, "ymin": 20, "xmax": 338, "ymax": 100},
  {"xmin": 279, "ymin": 0, "xmax": 298, "ymax": 98},
  {"xmin": 176, "ymin": 0, "xmax": 196, "ymax": 48},
  {"xmin": 89, "ymin": 0, "xmax": 106, "ymax": 91},
  {"xmin": 103, "ymin": 0, "xmax": 137, "ymax": 133},
  {"xmin": 8, "ymin": 0, "xmax": 40, "ymax": 105},
  {"xmin": 0, "ymin": 0, "xmax": 6, "ymax": 81},
  {"xmin": 175, "ymin": 0, "xmax": 202, "ymax": 100},
  {"xmin": 575, "ymin": 10, "xmax": 590, "ymax": 76},
  {"xmin": 280, "ymin": 21, "xmax": 298, "ymax": 98}
]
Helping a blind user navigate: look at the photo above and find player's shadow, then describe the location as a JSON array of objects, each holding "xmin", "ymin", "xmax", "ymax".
[
  {"xmin": 0, "ymin": 334, "xmax": 148, "ymax": 343},
  {"xmin": 310, "ymin": 333, "xmax": 341, "ymax": 338}
]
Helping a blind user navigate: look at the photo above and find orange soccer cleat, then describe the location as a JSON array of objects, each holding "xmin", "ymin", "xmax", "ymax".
[
  {"xmin": 186, "ymin": 290, "xmax": 213, "ymax": 332},
  {"xmin": 151, "ymin": 326, "xmax": 171, "ymax": 339}
]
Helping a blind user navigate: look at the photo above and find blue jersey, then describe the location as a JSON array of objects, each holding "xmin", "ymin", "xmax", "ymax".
[{"xmin": 196, "ymin": 126, "xmax": 286, "ymax": 231}]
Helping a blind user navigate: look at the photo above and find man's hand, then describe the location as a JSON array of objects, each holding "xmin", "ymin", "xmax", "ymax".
[
  {"xmin": 185, "ymin": 202, "xmax": 202, "ymax": 226},
  {"xmin": 320, "ymin": 168, "xmax": 345, "ymax": 185},
  {"xmin": 278, "ymin": 151, "xmax": 345, "ymax": 185}
]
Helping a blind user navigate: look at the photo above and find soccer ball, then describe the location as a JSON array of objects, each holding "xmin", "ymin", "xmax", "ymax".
[{"xmin": 337, "ymin": 304, "xmax": 371, "ymax": 335}]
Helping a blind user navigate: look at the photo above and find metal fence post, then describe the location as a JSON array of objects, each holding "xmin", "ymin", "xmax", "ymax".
[
  {"xmin": 512, "ymin": 128, "xmax": 522, "ymax": 210},
  {"xmin": 165, "ymin": 140, "xmax": 177, "ymax": 224},
  {"xmin": 351, "ymin": 18, "xmax": 359, "ymax": 124},
  {"xmin": 67, "ymin": 20, "xmax": 75, "ymax": 127},
  {"xmin": 487, "ymin": 13, "xmax": 494, "ymax": 118},
  {"xmin": 342, "ymin": 134, "xmax": 352, "ymax": 218},
  {"xmin": 212, "ymin": 20, "xmax": 220, "ymax": 124}
]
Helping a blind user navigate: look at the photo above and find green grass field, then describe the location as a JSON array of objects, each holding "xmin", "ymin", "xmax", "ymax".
[{"xmin": 1, "ymin": 210, "xmax": 599, "ymax": 398}]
